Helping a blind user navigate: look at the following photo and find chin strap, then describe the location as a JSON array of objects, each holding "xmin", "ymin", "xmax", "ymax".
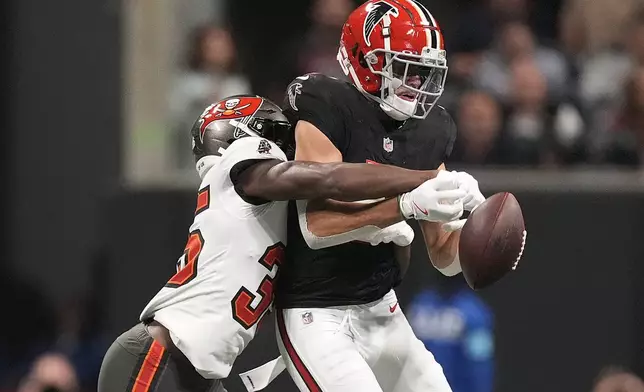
[{"xmin": 380, "ymin": 97, "xmax": 415, "ymax": 120}]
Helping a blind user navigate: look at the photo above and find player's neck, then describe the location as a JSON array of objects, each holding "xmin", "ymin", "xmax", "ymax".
[{"xmin": 377, "ymin": 109, "xmax": 406, "ymax": 131}]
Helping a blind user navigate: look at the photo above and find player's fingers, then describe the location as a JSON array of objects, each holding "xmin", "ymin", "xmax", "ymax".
[
  {"xmin": 460, "ymin": 193, "xmax": 474, "ymax": 205},
  {"xmin": 433, "ymin": 177, "xmax": 460, "ymax": 191},
  {"xmin": 435, "ymin": 202, "xmax": 464, "ymax": 221},
  {"xmin": 436, "ymin": 189, "xmax": 468, "ymax": 202},
  {"xmin": 432, "ymin": 172, "xmax": 460, "ymax": 190}
]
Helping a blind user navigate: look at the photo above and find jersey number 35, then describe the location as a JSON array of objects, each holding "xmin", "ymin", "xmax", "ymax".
[{"xmin": 165, "ymin": 186, "xmax": 285, "ymax": 330}]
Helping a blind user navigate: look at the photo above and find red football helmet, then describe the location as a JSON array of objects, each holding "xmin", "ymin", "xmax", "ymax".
[{"xmin": 337, "ymin": 0, "xmax": 448, "ymax": 120}]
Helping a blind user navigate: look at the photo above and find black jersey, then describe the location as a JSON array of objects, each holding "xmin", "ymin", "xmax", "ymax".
[{"xmin": 275, "ymin": 73, "xmax": 457, "ymax": 308}]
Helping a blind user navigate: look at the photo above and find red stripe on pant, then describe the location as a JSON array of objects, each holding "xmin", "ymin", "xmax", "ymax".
[
  {"xmin": 132, "ymin": 340, "xmax": 166, "ymax": 392},
  {"xmin": 276, "ymin": 310, "xmax": 322, "ymax": 392}
]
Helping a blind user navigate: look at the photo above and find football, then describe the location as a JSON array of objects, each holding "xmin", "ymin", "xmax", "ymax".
[{"xmin": 458, "ymin": 192, "xmax": 526, "ymax": 290}]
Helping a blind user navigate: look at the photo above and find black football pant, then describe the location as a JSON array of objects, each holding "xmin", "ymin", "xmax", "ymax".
[{"xmin": 97, "ymin": 323, "xmax": 226, "ymax": 392}]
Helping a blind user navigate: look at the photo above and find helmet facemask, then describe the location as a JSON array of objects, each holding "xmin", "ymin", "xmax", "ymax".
[{"xmin": 367, "ymin": 46, "xmax": 448, "ymax": 120}]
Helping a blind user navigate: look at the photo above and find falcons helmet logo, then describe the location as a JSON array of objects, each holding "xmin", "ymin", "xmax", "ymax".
[{"xmin": 363, "ymin": 1, "xmax": 400, "ymax": 46}]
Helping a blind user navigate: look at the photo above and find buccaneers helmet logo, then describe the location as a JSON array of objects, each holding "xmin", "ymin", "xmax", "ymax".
[
  {"xmin": 363, "ymin": 1, "xmax": 400, "ymax": 46},
  {"xmin": 198, "ymin": 97, "xmax": 263, "ymax": 141},
  {"xmin": 214, "ymin": 98, "xmax": 251, "ymax": 117}
]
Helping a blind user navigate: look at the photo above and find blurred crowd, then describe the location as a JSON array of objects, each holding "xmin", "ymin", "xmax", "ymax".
[
  {"xmin": 170, "ymin": 0, "xmax": 644, "ymax": 170},
  {"xmin": 441, "ymin": 0, "xmax": 644, "ymax": 168},
  {"xmin": 0, "ymin": 254, "xmax": 109, "ymax": 391}
]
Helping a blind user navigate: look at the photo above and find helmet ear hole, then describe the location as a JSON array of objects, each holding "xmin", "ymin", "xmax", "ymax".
[
  {"xmin": 358, "ymin": 51, "xmax": 369, "ymax": 69},
  {"xmin": 351, "ymin": 43, "xmax": 359, "ymax": 57}
]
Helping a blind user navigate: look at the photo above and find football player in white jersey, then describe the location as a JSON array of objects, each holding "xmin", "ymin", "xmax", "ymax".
[{"xmin": 97, "ymin": 95, "xmax": 474, "ymax": 392}]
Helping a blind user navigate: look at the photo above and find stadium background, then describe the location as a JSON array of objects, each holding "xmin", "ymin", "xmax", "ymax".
[{"xmin": 3, "ymin": 0, "xmax": 644, "ymax": 391}]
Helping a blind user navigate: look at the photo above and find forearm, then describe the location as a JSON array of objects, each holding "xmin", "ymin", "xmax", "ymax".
[
  {"xmin": 320, "ymin": 163, "xmax": 438, "ymax": 201},
  {"xmin": 419, "ymin": 220, "xmax": 461, "ymax": 269},
  {"xmin": 305, "ymin": 198, "xmax": 403, "ymax": 237},
  {"xmin": 248, "ymin": 160, "xmax": 437, "ymax": 202}
]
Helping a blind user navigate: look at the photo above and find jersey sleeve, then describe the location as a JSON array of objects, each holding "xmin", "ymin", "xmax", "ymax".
[
  {"xmin": 220, "ymin": 137, "xmax": 286, "ymax": 168},
  {"xmin": 283, "ymin": 74, "xmax": 348, "ymax": 153},
  {"xmin": 220, "ymin": 137, "xmax": 287, "ymax": 205}
]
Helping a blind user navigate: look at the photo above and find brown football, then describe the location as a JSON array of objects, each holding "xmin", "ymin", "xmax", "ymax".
[{"xmin": 459, "ymin": 192, "xmax": 526, "ymax": 290}]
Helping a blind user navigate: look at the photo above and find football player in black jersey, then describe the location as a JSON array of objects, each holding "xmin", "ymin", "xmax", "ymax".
[
  {"xmin": 99, "ymin": 94, "xmax": 471, "ymax": 392},
  {"xmin": 250, "ymin": 1, "xmax": 486, "ymax": 392}
]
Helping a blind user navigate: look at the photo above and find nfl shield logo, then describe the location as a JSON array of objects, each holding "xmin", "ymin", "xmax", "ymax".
[
  {"xmin": 383, "ymin": 137, "xmax": 394, "ymax": 152},
  {"xmin": 301, "ymin": 312, "xmax": 313, "ymax": 325}
]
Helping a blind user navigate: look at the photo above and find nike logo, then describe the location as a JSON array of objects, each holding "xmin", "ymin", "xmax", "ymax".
[
  {"xmin": 389, "ymin": 303, "xmax": 398, "ymax": 313},
  {"xmin": 412, "ymin": 201, "xmax": 428, "ymax": 215}
]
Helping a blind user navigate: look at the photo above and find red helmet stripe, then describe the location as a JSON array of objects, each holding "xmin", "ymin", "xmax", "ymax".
[{"xmin": 405, "ymin": 0, "xmax": 442, "ymax": 50}]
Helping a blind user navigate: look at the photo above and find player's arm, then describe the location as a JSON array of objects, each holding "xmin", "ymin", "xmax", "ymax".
[
  {"xmin": 419, "ymin": 112, "xmax": 485, "ymax": 275},
  {"xmin": 237, "ymin": 154, "xmax": 440, "ymax": 203},
  {"xmin": 292, "ymin": 121, "xmax": 409, "ymax": 231},
  {"xmin": 419, "ymin": 163, "xmax": 463, "ymax": 275},
  {"xmin": 275, "ymin": 75, "xmax": 465, "ymax": 249},
  {"xmin": 285, "ymin": 76, "xmax": 416, "ymax": 233},
  {"xmin": 419, "ymin": 168, "xmax": 485, "ymax": 275},
  {"xmin": 290, "ymin": 123, "xmax": 466, "ymax": 249}
]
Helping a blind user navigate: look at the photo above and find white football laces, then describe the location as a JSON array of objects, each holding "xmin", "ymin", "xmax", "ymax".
[{"xmin": 512, "ymin": 230, "xmax": 527, "ymax": 271}]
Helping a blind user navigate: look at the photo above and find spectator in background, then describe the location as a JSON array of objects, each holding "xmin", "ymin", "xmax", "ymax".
[
  {"xmin": 561, "ymin": 0, "xmax": 643, "ymax": 56},
  {"xmin": 605, "ymin": 67, "xmax": 644, "ymax": 166},
  {"xmin": 0, "ymin": 268, "xmax": 56, "ymax": 388},
  {"xmin": 450, "ymin": 91, "xmax": 504, "ymax": 165},
  {"xmin": 503, "ymin": 57, "xmax": 586, "ymax": 166},
  {"xmin": 625, "ymin": 12, "xmax": 644, "ymax": 72},
  {"xmin": 169, "ymin": 25, "xmax": 251, "ymax": 170},
  {"xmin": 407, "ymin": 276, "xmax": 494, "ymax": 392},
  {"xmin": 592, "ymin": 367, "xmax": 644, "ymax": 392},
  {"xmin": 52, "ymin": 296, "xmax": 108, "ymax": 390},
  {"xmin": 447, "ymin": 0, "xmax": 532, "ymax": 56},
  {"xmin": 441, "ymin": 0, "xmax": 535, "ymax": 111},
  {"xmin": 295, "ymin": 0, "xmax": 352, "ymax": 78},
  {"xmin": 17, "ymin": 353, "xmax": 79, "ymax": 392},
  {"xmin": 473, "ymin": 21, "xmax": 569, "ymax": 104},
  {"xmin": 559, "ymin": 1, "xmax": 644, "ymax": 158}
]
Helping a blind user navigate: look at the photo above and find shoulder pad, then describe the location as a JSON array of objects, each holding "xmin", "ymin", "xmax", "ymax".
[{"xmin": 287, "ymin": 74, "xmax": 353, "ymax": 102}]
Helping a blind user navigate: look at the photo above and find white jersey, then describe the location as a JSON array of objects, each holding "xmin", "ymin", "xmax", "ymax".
[{"xmin": 140, "ymin": 137, "xmax": 288, "ymax": 379}]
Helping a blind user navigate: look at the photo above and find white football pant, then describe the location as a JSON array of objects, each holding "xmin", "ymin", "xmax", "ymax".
[{"xmin": 275, "ymin": 290, "xmax": 452, "ymax": 392}]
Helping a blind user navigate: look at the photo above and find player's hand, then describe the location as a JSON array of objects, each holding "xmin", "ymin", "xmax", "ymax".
[
  {"xmin": 398, "ymin": 171, "xmax": 466, "ymax": 222},
  {"xmin": 363, "ymin": 221, "xmax": 415, "ymax": 247},
  {"xmin": 451, "ymin": 171, "xmax": 485, "ymax": 211}
]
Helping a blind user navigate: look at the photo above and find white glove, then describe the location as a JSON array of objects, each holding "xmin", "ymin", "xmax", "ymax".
[
  {"xmin": 451, "ymin": 171, "xmax": 485, "ymax": 211},
  {"xmin": 398, "ymin": 170, "xmax": 466, "ymax": 222},
  {"xmin": 359, "ymin": 221, "xmax": 415, "ymax": 247}
]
